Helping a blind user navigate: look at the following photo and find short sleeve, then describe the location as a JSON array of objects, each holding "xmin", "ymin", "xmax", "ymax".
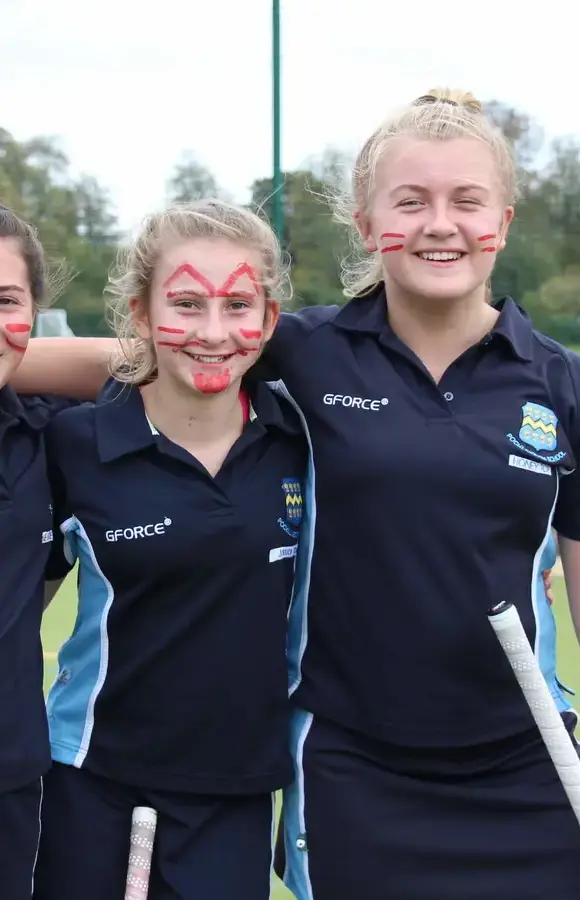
[
  {"xmin": 552, "ymin": 351, "xmax": 580, "ymax": 540},
  {"xmin": 43, "ymin": 416, "xmax": 75, "ymax": 581},
  {"xmin": 18, "ymin": 394, "xmax": 82, "ymax": 429},
  {"xmin": 257, "ymin": 306, "xmax": 340, "ymax": 381}
]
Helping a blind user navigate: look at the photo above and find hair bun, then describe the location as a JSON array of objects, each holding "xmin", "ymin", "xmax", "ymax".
[{"xmin": 413, "ymin": 88, "xmax": 482, "ymax": 114}]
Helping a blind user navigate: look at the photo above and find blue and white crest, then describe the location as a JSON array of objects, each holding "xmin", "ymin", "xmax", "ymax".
[
  {"xmin": 281, "ymin": 478, "xmax": 303, "ymax": 529},
  {"xmin": 519, "ymin": 402, "xmax": 558, "ymax": 453}
]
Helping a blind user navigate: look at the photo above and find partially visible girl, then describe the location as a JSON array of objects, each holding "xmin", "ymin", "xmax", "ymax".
[
  {"xmin": 31, "ymin": 200, "xmax": 309, "ymax": 900},
  {"xmin": 0, "ymin": 206, "xmax": 74, "ymax": 899}
]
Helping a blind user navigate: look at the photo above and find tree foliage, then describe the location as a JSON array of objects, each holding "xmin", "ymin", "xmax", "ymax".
[{"xmin": 2, "ymin": 103, "xmax": 580, "ymax": 342}]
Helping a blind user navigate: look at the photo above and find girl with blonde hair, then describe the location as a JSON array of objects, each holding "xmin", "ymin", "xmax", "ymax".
[{"xmin": 31, "ymin": 200, "xmax": 309, "ymax": 900}]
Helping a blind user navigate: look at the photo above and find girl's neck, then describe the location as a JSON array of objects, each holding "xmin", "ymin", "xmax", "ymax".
[
  {"xmin": 140, "ymin": 374, "xmax": 245, "ymax": 446},
  {"xmin": 385, "ymin": 284, "xmax": 499, "ymax": 382}
]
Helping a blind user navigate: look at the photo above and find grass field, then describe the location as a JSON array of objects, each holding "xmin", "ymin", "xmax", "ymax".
[{"xmin": 41, "ymin": 574, "xmax": 580, "ymax": 899}]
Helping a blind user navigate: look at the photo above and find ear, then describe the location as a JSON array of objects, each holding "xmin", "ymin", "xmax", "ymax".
[
  {"xmin": 497, "ymin": 206, "xmax": 514, "ymax": 251},
  {"xmin": 353, "ymin": 210, "xmax": 378, "ymax": 254},
  {"xmin": 262, "ymin": 299, "xmax": 280, "ymax": 343},
  {"xmin": 130, "ymin": 296, "xmax": 152, "ymax": 340}
]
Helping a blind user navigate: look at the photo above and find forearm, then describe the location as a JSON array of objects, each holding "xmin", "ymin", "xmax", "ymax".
[{"xmin": 12, "ymin": 337, "xmax": 116, "ymax": 399}]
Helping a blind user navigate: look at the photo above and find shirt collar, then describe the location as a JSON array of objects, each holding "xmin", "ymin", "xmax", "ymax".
[
  {"xmin": 96, "ymin": 376, "xmax": 301, "ymax": 463},
  {"xmin": 332, "ymin": 285, "xmax": 534, "ymax": 362}
]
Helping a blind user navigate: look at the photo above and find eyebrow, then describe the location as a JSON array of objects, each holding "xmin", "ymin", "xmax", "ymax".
[
  {"xmin": 391, "ymin": 182, "xmax": 489, "ymax": 195},
  {"xmin": 167, "ymin": 289, "xmax": 257, "ymax": 300},
  {"xmin": 0, "ymin": 284, "xmax": 25, "ymax": 293}
]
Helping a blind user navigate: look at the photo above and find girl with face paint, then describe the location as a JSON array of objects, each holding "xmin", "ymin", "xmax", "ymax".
[
  {"xmin": 12, "ymin": 93, "xmax": 580, "ymax": 900},
  {"xmin": 0, "ymin": 206, "xmax": 75, "ymax": 899},
  {"xmin": 30, "ymin": 200, "xmax": 309, "ymax": 900}
]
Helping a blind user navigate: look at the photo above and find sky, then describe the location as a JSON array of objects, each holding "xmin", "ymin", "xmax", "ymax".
[{"xmin": 2, "ymin": 0, "xmax": 580, "ymax": 232}]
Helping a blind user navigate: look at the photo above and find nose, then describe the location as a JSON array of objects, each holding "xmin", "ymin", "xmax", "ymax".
[
  {"xmin": 193, "ymin": 308, "xmax": 229, "ymax": 346},
  {"xmin": 423, "ymin": 200, "xmax": 458, "ymax": 238}
]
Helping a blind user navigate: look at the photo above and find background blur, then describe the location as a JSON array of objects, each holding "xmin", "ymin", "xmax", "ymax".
[{"xmin": 3, "ymin": 0, "xmax": 580, "ymax": 342}]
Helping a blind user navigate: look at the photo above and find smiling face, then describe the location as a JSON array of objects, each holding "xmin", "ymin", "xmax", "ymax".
[
  {"xmin": 0, "ymin": 237, "xmax": 34, "ymax": 388},
  {"xmin": 356, "ymin": 137, "xmax": 514, "ymax": 304},
  {"xmin": 134, "ymin": 237, "xmax": 279, "ymax": 396}
]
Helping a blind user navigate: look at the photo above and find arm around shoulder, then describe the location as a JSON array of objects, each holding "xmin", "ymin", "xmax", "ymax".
[{"xmin": 11, "ymin": 337, "xmax": 116, "ymax": 400}]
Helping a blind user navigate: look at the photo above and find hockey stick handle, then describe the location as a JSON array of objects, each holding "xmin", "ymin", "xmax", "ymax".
[{"xmin": 488, "ymin": 602, "xmax": 580, "ymax": 825}]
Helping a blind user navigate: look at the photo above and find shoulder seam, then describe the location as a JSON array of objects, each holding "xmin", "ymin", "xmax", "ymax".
[
  {"xmin": 279, "ymin": 306, "xmax": 340, "ymax": 372},
  {"xmin": 532, "ymin": 331, "xmax": 580, "ymax": 411}
]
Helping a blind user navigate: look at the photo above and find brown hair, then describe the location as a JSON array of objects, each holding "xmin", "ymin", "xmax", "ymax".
[
  {"xmin": 330, "ymin": 87, "xmax": 518, "ymax": 297},
  {"xmin": 0, "ymin": 205, "xmax": 54, "ymax": 309}
]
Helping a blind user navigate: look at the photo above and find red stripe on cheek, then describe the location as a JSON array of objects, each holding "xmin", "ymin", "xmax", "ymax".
[
  {"xmin": 157, "ymin": 326, "xmax": 186, "ymax": 334},
  {"xmin": 381, "ymin": 245, "xmax": 404, "ymax": 253},
  {"xmin": 477, "ymin": 234, "xmax": 497, "ymax": 242},
  {"xmin": 5, "ymin": 337, "xmax": 27, "ymax": 352},
  {"xmin": 5, "ymin": 323, "xmax": 31, "ymax": 333},
  {"xmin": 239, "ymin": 329, "xmax": 262, "ymax": 340},
  {"xmin": 481, "ymin": 247, "xmax": 496, "ymax": 252}
]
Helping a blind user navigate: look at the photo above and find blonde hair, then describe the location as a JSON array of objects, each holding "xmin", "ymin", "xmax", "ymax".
[
  {"xmin": 106, "ymin": 198, "xmax": 290, "ymax": 384},
  {"xmin": 331, "ymin": 87, "xmax": 518, "ymax": 297}
]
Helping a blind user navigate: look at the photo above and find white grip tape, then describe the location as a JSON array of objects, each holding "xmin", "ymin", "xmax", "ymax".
[
  {"xmin": 489, "ymin": 605, "xmax": 580, "ymax": 825},
  {"xmin": 124, "ymin": 807, "xmax": 158, "ymax": 900}
]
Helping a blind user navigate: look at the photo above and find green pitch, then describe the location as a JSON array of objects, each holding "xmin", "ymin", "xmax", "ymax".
[{"xmin": 41, "ymin": 574, "xmax": 580, "ymax": 900}]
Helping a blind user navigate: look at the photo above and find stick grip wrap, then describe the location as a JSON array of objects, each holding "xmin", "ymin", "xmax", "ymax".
[
  {"xmin": 488, "ymin": 602, "xmax": 580, "ymax": 825},
  {"xmin": 124, "ymin": 806, "xmax": 158, "ymax": 899}
]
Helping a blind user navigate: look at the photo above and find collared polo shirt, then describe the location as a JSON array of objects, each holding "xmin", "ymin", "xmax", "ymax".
[
  {"xmin": 0, "ymin": 388, "xmax": 75, "ymax": 792},
  {"xmin": 263, "ymin": 289, "xmax": 580, "ymax": 746},
  {"xmin": 45, "ymin": 378, "xmax": 307, "ymax": 792}
]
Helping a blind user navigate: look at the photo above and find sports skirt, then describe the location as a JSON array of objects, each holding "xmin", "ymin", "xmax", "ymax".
[{"xmin": 280, "ymin": 709, "xmax": 580, "ymax": 900}]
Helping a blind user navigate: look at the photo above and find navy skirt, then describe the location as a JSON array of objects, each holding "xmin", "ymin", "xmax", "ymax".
[{"xmin": 280, "ymin": 710, "xmax": 580, "ymax": 900}]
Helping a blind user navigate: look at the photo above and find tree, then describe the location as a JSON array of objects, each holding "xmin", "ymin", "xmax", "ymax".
[
  {"xmin": 0, "ymin": 126, "xmax": 119, "ymax": 335},
  {"xmin": 75, "ymin": 175, "xmax": 118, "ymax": 246},
  {"xmin": 166, "ymin": 152, "xmax": 222, "ymax": 203},
  {"xmin": 249, "ymin": 160, "xmax": 350, "ymax": 308}
]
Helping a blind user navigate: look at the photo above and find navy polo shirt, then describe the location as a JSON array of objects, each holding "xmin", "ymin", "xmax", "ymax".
[
  {"xmin": 45, "ymin": 377, "xmax": 308, "ymax": 793},
  {"xmin": 0, "ymin": 388, "xmax": 75, "ymax": 793},
  {"xmin": 262, "ymin": 288, "xmax": 580, "ymax": 747}
]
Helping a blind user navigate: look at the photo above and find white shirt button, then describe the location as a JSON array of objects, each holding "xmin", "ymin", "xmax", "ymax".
[{"xmin": 444, "ymin": 392, "xmax": 454, "ymax": 402}]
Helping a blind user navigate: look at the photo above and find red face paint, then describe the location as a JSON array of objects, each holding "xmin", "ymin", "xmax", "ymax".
[
  {"xmin": 156, "ymin": 339, "xmax": 204, "ymax": 352},
  {"xmin": 380, "ymin": 232, "xmax": 405, "ymax": 254},
  {"xmin": 157, "ymin": 326, "xmax": 186, "ymax": 334},
  {"xmin": 4, "ymin": 338, "xmax": 26, "ymax": 352},
  {"xmin": 164, "ymin": 262, "xmax": 262, "ymax": 300},
  {"xmin": 2, "ymin": 322, "xmax": 31, "ymax": 352},
  {"xmin": 239, "ymin": 329, "xmax": 262, "ymax": 340},
  {"xmin": 478, "ymin": 233, "xmax": 497, "ymax": 252},
  {"xmin": 5, "ymin": 323, "xmax": 31, "ymax": 333},
  {"xmin": 163, "ymin": 264, "xmax": 215, "ymax": 295},
  {"xmin": 219, "ymin": 263, "xmax": 261, "ymax": 297},
  {"xmin": 193, "ymin": 371, "xmax": 231, "ymax": 393}
]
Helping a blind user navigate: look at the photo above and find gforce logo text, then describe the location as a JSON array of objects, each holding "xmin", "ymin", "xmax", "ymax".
[
  {"xmin": 323, "ymin": 394, "xmax": 389, "ymax": 411},
  {"xmin": 106, "ymin": 517, "xmax": 172, "ymax": 542}
]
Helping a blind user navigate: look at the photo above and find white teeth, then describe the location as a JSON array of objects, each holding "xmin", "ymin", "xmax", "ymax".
[
  {"xmin": 190, "ymin": 354, "xmax": 228, "ymax": 363},
  {"xmin": 419, "ymin": 252, "xmax": 462, "ymax": 261}
]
